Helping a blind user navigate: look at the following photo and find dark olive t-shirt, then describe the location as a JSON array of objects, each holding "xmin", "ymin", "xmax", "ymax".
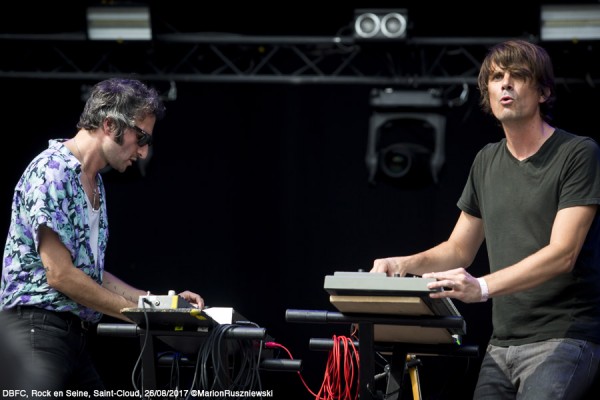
[{"xmin": 458, "ymin": 128, "xmax": 600, "ymax": 346}]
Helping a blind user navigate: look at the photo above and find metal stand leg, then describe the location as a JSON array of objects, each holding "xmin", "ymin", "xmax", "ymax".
[{"xmin": 358, "ymin": 322, "xmax": 376, "ymax": 399}]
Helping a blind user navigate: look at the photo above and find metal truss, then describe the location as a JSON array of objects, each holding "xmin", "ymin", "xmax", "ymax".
[{"xmin": 0, "ymin": 33, "xmax": 597, "ymax": 88}]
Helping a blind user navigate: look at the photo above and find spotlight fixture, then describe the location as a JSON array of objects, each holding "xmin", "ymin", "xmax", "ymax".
[
  {"xmin": 86, "ymin": 4, "xmax": 152, "ymax": 41},
  {"xmin": 366, "ymin": 89, "xmax": 446, "ymax": 188},
  {"xmin": 354, "ymin": 9, "xmax": 408, "ymax": 40}
]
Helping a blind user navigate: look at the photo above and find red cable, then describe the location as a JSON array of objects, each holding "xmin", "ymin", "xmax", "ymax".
[
  {"xmin": 266, "ymin": 336, "xmax": 360, "ymax": 400},
  {"xmin": 315, "ymin": 335, "xmax": 360, "ymax": 400},
  {"xmin": 265, "ymin": 341, "xmax": 320, "ymax": 398}
]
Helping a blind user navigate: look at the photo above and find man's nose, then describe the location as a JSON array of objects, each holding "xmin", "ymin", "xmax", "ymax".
[
  {"xmin": 501, "ymin": 73, "xmax": 513, "ymax": 90},
  {"xmin": 138, "ymin": 145, "xmax": 149, "ymax": 159}
]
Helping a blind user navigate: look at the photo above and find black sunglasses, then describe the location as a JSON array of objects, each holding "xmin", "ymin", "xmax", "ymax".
[{"xmin": 131, "ymin": 125, "xmax": 153, "ymax": 147}]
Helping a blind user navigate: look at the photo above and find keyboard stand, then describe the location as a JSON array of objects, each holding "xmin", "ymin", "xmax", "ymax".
[
  {"xmin": 97, "ymin": 308, "xmax": 300, "ymax": 391},
  {"xmin": 286, "ymin": 309, "xmax": 477, "ymax": 400}
]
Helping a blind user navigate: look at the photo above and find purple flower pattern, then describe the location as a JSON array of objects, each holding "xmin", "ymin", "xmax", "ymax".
[{"xmin": 0, "ymin": 139, "xmax": 108, "ymax": 323}]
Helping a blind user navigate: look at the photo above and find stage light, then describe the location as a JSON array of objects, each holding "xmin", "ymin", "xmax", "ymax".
[
  {"xmin": 541, "ymin": 4, "xmax": 600, "ymax": 41},
  {"xmin": 354, "ymin": 9, "xmax": 408, "ymax": 40},
  {"xmin": 366, "ymin": 89, "xmax": 446, "ymax": 188},
  {"xmin": 86, "ymin": 5, "xmax": 152, "ymax": 41}
]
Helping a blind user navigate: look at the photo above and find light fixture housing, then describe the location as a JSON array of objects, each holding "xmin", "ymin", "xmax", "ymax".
[
  {"xmin": 366, "ymin": 89, "xmax": 446, "ymax": 188},
  {"xmin": 354, "ymin": 9, "xmax": 408, "ymax": 41},
  {"xmin": 540, "ymin": 4, "xmax": 600, "ymax": 41},
  {"xmin": 86, "ymin": 5, "xmax": 152, "ymax": 41}
]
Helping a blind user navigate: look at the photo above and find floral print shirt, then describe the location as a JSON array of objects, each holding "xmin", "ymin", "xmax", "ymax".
[{"xmin": 1, "ymin": 139, "xmax": 108, "ymax": 322}]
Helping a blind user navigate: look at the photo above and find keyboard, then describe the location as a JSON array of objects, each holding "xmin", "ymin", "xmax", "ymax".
[{"xmin": 323, "ymin": 271, "xmax": 462, "ymax": 318}]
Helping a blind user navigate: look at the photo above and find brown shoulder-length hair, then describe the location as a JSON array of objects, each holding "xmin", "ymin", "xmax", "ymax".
[{"xmin": 477, "ymin": 39, "xmax": 556, "ymax": 123}]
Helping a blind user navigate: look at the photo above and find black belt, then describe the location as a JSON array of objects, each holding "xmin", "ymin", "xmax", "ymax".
[{"xmin": 9, "ymin": 305, "xmax": 93, "ymax": 332}]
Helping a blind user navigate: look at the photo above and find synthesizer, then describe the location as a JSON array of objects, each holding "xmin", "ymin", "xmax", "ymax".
[
  {"xmin": 323, "ymin": 271, "xmax": 460, "ymax": 317},
  {"xmin": 324, "ymin": 271, "xmax": 439, "ymax": 295}
]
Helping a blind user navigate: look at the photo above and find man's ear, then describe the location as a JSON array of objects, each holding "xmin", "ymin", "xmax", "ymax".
[
  {"xmin": 539, "ymin": 88, "xmax": 551, "ymax": 103},
  {"xmin": 103, "ymin": 118, "xmax": 115, "ymax": 134}
]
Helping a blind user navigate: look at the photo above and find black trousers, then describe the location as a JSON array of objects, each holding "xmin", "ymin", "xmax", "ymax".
[{"xmin": 1, "ymin": 306, "xmax": 104, "ymax": 399}]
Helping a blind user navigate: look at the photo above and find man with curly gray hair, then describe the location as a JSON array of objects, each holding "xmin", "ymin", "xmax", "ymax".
[{"xmin": 0, "ymin": 78, "xmax": 204, "ymax": 395}]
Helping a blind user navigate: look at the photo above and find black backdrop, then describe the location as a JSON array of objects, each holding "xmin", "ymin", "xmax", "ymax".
[
  {"xmin": 2, "ymin": 1, "xmax": 600, "ymax": 399},
  {"xmin": 3, "ymin": 76, "xmax": 599, "ymax": 398}
]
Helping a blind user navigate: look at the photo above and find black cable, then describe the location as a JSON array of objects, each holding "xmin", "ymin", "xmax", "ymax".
[
  {"xmin": 184, "ymin": 339, "xmax": 205, "ymax": 400},
  {"xmin": 132, "ymin": 299, "xmax": 152, "ymax": 399},
  {"xmin": 183, "ymin": 323, "xmax": 265, "ymax": 398},
  {"xmin": 234, "ymin": 320, "xmax": 263, "ymax": 393},
  {"xmin": 184, "ymin": 323, "xmax": 231, "ymax": 398},
  {"xmin": 164, "ymin": 351, "xmax": 181, "ymax": 394}
]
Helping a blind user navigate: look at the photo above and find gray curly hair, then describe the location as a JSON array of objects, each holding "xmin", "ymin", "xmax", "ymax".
[{"xmin": 77, "ymin": 78, "xmax": 166, "ymax": 143}]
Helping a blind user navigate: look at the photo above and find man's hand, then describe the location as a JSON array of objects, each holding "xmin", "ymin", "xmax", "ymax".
[
  {"xmin": 179, "ymin": 290, "xmax": 204, "ymax": 309},
  {"xmin": 422, "ymin": 268, "xmax": 485, "ymax": 303},
  {"xmin": 371, "ymin": 257, "xmax": 407, "ymax": 276}
]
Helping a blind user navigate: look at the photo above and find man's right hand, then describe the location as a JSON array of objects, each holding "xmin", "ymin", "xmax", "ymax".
[{"xmin": 371, "ymin": 257, "xmax": 406, "ymax": 277}]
